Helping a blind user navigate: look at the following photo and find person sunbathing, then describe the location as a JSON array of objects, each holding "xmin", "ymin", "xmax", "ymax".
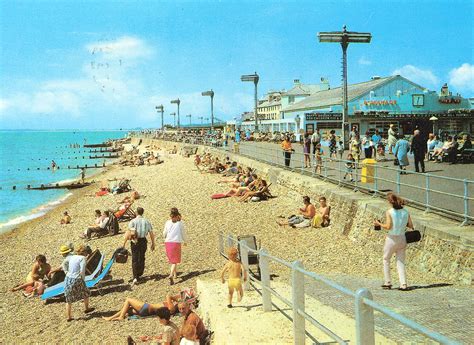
[
  {"xmin": 60, "ymin": 211, "xmax": 71, "ymax": 224},
  {"xmin": 238, "ymin": 180, "xmax": 268, "ymax": 202},
  {"xmin": 277, "ymin": 196, "xmax": 316, "ymax": 228},
  {"xmin": 226, "ymin": 176, "xmax": 260, "ymax": 197},
  {"xmin": 317, "ymin": 196, "xmax": 331, "ymax": 227},
  {"xmin": 11, "ymin": 254, "xmax": 51, "ymax": 296}
]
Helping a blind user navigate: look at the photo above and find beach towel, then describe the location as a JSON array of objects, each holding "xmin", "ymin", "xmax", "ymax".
[
  {"xmin": 165, "ymin": 242, "xmax": 181, "ymax": 264},
  {"xmin": 96, "ymin": 190, "xmax": 108, "ymax": 197},
  {"xmin": 211, "ymin": 193, "xmax": 229, "ymax": 199},
  {"xmin": 312, "ymin": 214, "xmax": 323, "ymax": 228}
]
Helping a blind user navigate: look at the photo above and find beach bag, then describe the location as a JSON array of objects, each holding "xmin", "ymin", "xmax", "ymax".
[
  {"xmin": 312, "ymin": 214, "xmax": 323, "ymax": 228},
  {"xmin": 405, "ymin": 230, "xmax": 421, "ymax": 244},
  {"xmin": 114, "ymin": 247, "xmax": 130, "ymax": 264}
]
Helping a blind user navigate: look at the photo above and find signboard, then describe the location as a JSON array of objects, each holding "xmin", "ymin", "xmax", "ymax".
[
  {"xmin": 305, "ymin": 113, "xmax": 342, "ymax": 121},
  {"xmin": 355, "ymin": 112, "xmax": 472, "ymax": 119}
]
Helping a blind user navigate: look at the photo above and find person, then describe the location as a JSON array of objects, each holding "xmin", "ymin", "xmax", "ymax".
[
  {"xmin": 62, "ymin": 244, "xmax": 94, "ymax": 321},
  {"xmin": 61, "ymin": 211, "xmax": 71, "ymax": 224},
  {"xmin": 277, "ymin": 196, "xmax": 316, "ymax": 228},
  {"xmin": 180, "ymin": 324, "xmax": 199, "ymax": 345},
  {"xmin": 318, "ymin": 196, "xmax": 331, "ymax": 227},
  {"xmin": 51, "ymin": 160, "xmax": 57, "ymax": 171},
  {"xmin": 336, "ymin": 140, "xmax": 344, "ymax": 160},
  {"xmin": 221, "ymin": 247, "xmax": 248, "ymax": 308},
  {"xmin": 303, "ymin": 133, "xmax": 311, "ymax": 168},
  {"xmin": 343, "ymin": 153, "xmax": 355, "ymax": 182},
  {"xmin": 234, "ymin": 129, "xmax": 241, "ymax": 154},
  {"xmin": 447, "ymin": 136, "xmax": 460, "ymax": 164},
  {"xmin": 311, "ymin": 128, "xmax": 321, "ymax": 156},
  {"xmin": 157, "ymin": 307, "xmax": 180, "ymax": 345},
  {"xmin": 350, "ymin": 134, "xmax": 361, "ymax": 161},
  {"xmin": 163, "ymin": 208, "xmax": 187, "ymax": 285},
  {"xmin": 426, "ymin": 133, "xmax": 435, "ymax": 161},
  {"xmin": 81, "ymin": 210, "xmax": 110, "ymax": 239},
  {"xmin": 11, "ymin": 254, "xmax": 51, "ymax": 296},
  {"xmin": 123, "ymin": 207, "xmax": 155, "ymax": 286},
  {"xmin": 374, "ymin": 193, "xmax": 414, "ymax": 291},
  {"xmin": 80, "ymin": 167, "xmax": 86, "ymax": 183},
  {"xmin": 394, "ymin": 135, "xmax": 410, "ymax": 174},
  {"xmin": 371, "ymin": 130, "xmax": 382, "ymax": 159},
  {"xmin": 362, "ymin": 131, "xmax": 373, "ymax": 159},
  {"xmin": 459, "ymin": 134, "xmax": 472, "ymax": 156},
  {"xmin": 350, "ymin": 125, "xmax": 358, "ymax": 142},
  {"xmin": 314, "ymin": 144, "xmax": 323, "ymax": 174},
  {"xmin": 328, "ymin": 130, "xmax": 337, "ymax": 160},
  {"xmin": 178, "ymin": 302, "xmax": 209, "ymax": 345},
  {"xmin": 410, "ymin": 129, "xmax": 426, "ymax": 173},
  {"xmin": 281, "ymin": 135, "xmax": 293, "ymax": 167},
  {"xmin": 387, "ymin": 124, "xmax": 398, "ymax": 154}
]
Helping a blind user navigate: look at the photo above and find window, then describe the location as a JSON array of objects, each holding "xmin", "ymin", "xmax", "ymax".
[{"xmin": 289, "ymin": 96, "xmax": 295, "ymax": 104}]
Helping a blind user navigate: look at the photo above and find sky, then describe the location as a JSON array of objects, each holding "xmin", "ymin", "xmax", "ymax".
[{"xmin": 0, "ymin": 0, "xmax": 472, "ymax": 130}]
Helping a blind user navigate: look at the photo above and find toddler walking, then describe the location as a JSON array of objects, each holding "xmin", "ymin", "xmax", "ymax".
[
  {"xmin": 344, "ymin": 153, "xmax": 355, "ymax": 182},
  {"xmin": 221, "ymin": 247, "xmax": 247, "ymax": 308}
]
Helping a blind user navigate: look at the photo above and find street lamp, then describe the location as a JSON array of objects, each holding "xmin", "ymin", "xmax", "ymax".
[
  {"xmin": 241, "ymin": 72, "xmax": 259, "ymax": 132},
  {"xmin": 155, "ymin": 105, "xmax": 164, "ymax": 129},
  {"xmin": 170, "ymin": 99, "xmax": 181, "ymax": 128},
  {"xmin": 205, "ymin": 117, "xmax": 210, "ymax": 124},
  {"xmin": 186, "ymin": 114, "xmax": 192, "ymax": 126},
  {"xmin": 318, "ymin": 25, "xmax": 371, "ymax": 148},
  {"xmin": 198, "ymin": 116, "xmax": 204, "ymax": 124},
  {"xmin": 429, "ymin": 116, "xmax": 438, "ymax": 134},
  {"xmin": 170, "ymin": 112, "xmax": 176, "ymax": 127},
  {"xmin": 201, "ymin": 90, "xmax": 215, "ymax": 129}
]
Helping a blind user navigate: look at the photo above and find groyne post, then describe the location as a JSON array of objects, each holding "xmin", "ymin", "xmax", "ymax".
[
  {"xmin": 259, "ymin": 248, "xmax": 272, "ymax": 312},
  {"xmin": 355, "ymin": 288, "xmax": 375, "ymax": 345},
  {"xmin": 292, "ymin": 260, "xmax": 305, "ymax": 345}
]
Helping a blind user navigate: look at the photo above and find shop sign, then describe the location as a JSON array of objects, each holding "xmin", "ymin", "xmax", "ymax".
[
  {"xmin": 438, "ymin": 98, "xmax": 461, "ymax": 104},
  {"xmin": 305, "ymin": 113, "xmax": 342, "ymax": 121},
  {"xmin": 363, "ymin": 100, "xmax": 397, "ymax": 106}
]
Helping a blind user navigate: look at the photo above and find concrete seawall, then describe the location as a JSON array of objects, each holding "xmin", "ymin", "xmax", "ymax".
[{"xmin": 134, "ymin": 137, "xmax": 473, "ymax": 285}]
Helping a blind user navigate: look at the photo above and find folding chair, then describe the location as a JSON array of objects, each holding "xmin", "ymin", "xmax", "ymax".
[{"xmin": 237, "ymin": 235, "xmax": 261, "ymax": 279}]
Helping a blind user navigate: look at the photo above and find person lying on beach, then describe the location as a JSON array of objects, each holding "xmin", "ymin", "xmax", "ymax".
[
  {"xmin": 277, "ymin": 196, "xmax": 316, "ymax": 228},
  {"xmin": 60, "ymin": 211, "xmax": 71, "ymax": 224},
  {"xmin": 221, "ymin": 247, "xmax": 247, "ymax": 308},
  {"xmin": 11, "ymin": 254, "xmax": 51, "ymax": 296},
  {"xmin": 118, "ymin": 190, "xmax": 140, "ymax": 204}
]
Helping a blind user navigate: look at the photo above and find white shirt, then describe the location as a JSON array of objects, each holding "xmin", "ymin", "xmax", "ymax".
[
  {"xmin": 163, "ymin": 220, "xmax": 187, "ymax": 243},
  {"xmin": 180, "ymin": 339, "xmax": 199, "ymax": 345},
  {"xmin": 99, "ymin": 216, "xmax": 109, "ymax": 229},
  {"xmin": 62, "ymin": 254, "xmax": 86, "ymax": 279},
  {"xmin": 388, "ymin": 208, "xmax": 409, "ymax": 236}
]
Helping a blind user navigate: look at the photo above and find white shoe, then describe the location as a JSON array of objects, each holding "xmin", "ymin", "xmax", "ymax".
[{"xmin": 131, "ymin": 278, "xmax": 138, "ymax": 287}]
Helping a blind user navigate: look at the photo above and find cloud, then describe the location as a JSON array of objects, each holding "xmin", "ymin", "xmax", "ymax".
[
  {"xmin": 448, "ymin": 63, "xmax": 474, "ymax": 92},
  {"xmin": 85, "ymin": 36, "xmax": 154, "ymax": 61},
  {"xmin": 358, "ymin": 56, "xmax": 372, "ymax": 66},
  {"xmin": 392, "ymin": 65, "xmax": 439, "ymax": 88}
]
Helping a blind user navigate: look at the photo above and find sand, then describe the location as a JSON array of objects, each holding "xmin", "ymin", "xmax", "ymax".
[{"xmin": 0, "ymin": 150, "xmax": 448, "ymax": 344}]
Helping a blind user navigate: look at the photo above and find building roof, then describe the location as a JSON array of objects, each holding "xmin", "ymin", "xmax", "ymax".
[
  {"xmin": 258, "ymin": 98, "xmax": 281, "ymax": 108},
  {"xmin": 282, "ymin": 76, "xmax": 399, "ymax": 112},
  {"xmin": 283, "ymin": 84, "xmax": 322, "ymax": 96}
]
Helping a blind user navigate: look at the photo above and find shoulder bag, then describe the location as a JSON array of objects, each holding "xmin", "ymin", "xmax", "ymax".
[{"xmin": 405, "ymin": 230, "xmax": 421, "ymax": 244}]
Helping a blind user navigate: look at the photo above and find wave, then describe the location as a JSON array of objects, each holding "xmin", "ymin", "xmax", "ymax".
[{"xmin": 0, "ymin": 192, "xmax": 73, "ymax": 234}]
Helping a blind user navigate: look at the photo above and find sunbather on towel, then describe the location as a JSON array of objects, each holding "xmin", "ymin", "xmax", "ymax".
[{"xmin": 11, "ymin": 254, "xmax": 51, "ymax": 296}]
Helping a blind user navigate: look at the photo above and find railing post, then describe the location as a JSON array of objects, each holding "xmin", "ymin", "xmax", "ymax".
[
  {"xmin": 338, "ymin": 158, "xmax": 342, "ymax": 186},
  {"xmin": 240, "ymin": 243, "xmax": 250, "ymax": 291},
  {"xmin": 355, "ymin": 288, "xmax": 375, "ymax": 345},
  {"xmin": 396, "ymin": 168, "xmax": 401, "ymax": 194},
  {"xmin": 462, "ymin": 179, "xmax": 469, "ymax": 226},
  {"xmin": 259, "ymin": 248, "xmax": 272, "ymax": 312},
  {"xmin": 424, "ymin": 174, "xmax": 431, "ymax": 213},
  {"xmin": 227, "ymin": 234, "xmax": 235, "ymax": 249},
  {"xmin": 354, "ymin": 161, "xmax": 359, "ymax": 192},
  {"xmin": 218, "ymin": 233, "xmax": 224, "ymax": 256},
  {"xmin": 373, "ymin": 163, "xmax": 378, "ymax": 197},
  {"xmin": 291, "ymin": 261, "xmax": 305, "ymax": 345}
]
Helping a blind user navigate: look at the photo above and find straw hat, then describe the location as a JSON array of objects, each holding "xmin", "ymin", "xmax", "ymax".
[{"xmin": 59, "ymin": 245, "xmax": 72, "ymax": 255}]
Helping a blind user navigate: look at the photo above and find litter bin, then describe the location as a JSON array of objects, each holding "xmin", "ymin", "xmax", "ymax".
[{"xmin": 361, "ymin": 158, "xmax": 376, "ymax": 183}]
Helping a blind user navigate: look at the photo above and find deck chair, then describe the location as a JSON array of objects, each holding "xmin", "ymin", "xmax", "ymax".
[
  {"xmin": 253, "ymin": 183, "xmax": 273, "ymax": 201},
  {"xmin": 41, "ymin": 253, "xmax": 105, "ymax": 300},
  {"xmin": 237, "ymin": 235, "xmax": 261, "ymax": 279},
  {"xmin": 116, "ymin": 179, "xmax": 132, "ymax": 193},
  {"xmin": 116, "ymin": 204, "xmax": 136, "ymax": 222},
  {"xmin": 86, "ymin": 249, "xmax": 103, "ymax": 276}
]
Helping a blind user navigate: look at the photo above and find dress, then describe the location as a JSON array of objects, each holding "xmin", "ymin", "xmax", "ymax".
[
  {"xmin": 329, "ymin": 135, "xmax": 337, "ymax": 155},
  {"xmin": 163, "ymin": 220, "xmax": 187, "ymax": 264},
  {"xmin": 303, "ymin": 138, "xmax": 311, "ymax": 154},
  {"xmin": 394, "ymin": 139, "xmax": 410, "ymax": 167},
  {"xmin": 388, "ymin": 128, "xmax": 397, "ymax": 148}
]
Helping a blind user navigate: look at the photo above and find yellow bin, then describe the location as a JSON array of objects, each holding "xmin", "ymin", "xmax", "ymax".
[{"xmin": 361, "ymin": 158, "xmax": 376, "ymax": 183}]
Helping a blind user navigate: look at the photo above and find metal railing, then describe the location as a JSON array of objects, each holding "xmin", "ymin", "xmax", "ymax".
[
  {"xmin": 130, "ymin": 133, "xmax": 473, "ymax": 225},
  {"xmin": 218, "ymin": 233, "xmax": 460, "ymax": 345}
]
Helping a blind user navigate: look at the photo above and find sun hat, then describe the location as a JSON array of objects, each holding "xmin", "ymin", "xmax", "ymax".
[{"xmin": 59, "ymin": 245, "xmax": 72, "ymax": 255}]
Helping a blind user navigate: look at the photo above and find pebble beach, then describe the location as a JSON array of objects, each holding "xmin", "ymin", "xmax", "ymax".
[{"xmin": 0, "ymin": 148, "xmax": 449, "ymax": 344}]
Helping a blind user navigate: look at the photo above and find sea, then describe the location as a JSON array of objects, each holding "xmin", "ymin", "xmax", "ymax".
[{"xmin": 0, "ymin": 130, "xmax": 128, "ymax": 233}]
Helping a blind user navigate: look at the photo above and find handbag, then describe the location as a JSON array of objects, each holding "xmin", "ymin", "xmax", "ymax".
[
  {"xmin": 114, "ymin": 247, "xmax": 130, "ymax": 264},
  {"xmin": 405, "ymin": 230, "xmax": 421, "ymax": 243}
]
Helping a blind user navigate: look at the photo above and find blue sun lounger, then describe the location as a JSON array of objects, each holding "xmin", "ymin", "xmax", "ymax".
[{"xmin": 41, "ymin": 254, "xmax": 110, "ymax": 301}]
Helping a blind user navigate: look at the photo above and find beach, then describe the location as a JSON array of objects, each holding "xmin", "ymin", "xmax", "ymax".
[{"xmin": 0, "ymin": 148, "xmax": 452, "ymax": 344}]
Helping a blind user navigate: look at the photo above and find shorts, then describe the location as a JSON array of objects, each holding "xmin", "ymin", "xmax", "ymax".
[
  {"xmin": 139, "ymin": 303, "xmax": 150, "ymax": 317},
  {"xmin": 228, "ymin": 278, "xmax": 242, "ymax": 290},
  {"xmin": 288, "ymin": 215, "xmax": 304, "ymax": 225}
]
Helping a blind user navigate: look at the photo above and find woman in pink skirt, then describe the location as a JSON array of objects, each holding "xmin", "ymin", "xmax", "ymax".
[{"xmin": 163, "ymin": 208, "xmax": 187, "ymax": 285}]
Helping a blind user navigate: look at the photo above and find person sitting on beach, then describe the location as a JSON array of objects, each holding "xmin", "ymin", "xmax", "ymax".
[
  {"xmin": 80, "ymin": 210, "xmax": 109, "ymax": 239},
  {"xmin": 61, "ymin": 211, "xmax": 71, "ymax": 224},
  {"xmin": 225, "ymin": 174, "xmax": 260, "ymax": 197},
  {"xmin": 180, "ymin": 324, "xmax": 200, "ymax": 345},
  {"xmin": 238, "ymin": 179, "xmax": 269, "ymax": 202},
  {"xmin": 11, "ymin": 254, "xmax": 51, "ymax": 296},
  {"xmin": 194, "ymin": 154, "xmax": 201, "ymax": 170},
  {"xmin": 317, "ymin": 196, "xmax": 331, "ymax": 227},
  {"xmin": 221, "ymin": 162, "xmax": 239, "ymax": 176},
  {"xmin": 178, "ymin": 302, "xmax": 209, "ymax": 345},
  {"xmin": 277, "ymin": 196, "xmax": 316, "ymax": 228},
  {"xmin": 169, "ymin": 145, "xmax": 178, "ymax": 154},
  {"xmin": 221, "ymin": 247, "xmax": 247, "ymax": 308}
]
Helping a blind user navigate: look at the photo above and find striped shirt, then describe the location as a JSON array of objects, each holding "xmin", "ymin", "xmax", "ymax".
[{"xmin": 128, "ymin": 215, "xmax": 153, "ymax": 238}]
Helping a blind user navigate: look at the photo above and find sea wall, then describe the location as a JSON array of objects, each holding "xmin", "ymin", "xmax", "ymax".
[{"xmin": 139, "ymin": 138, "xmax": 473, "ymax": 285}]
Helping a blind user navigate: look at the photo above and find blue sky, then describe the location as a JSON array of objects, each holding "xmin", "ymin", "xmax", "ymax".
[{"xmin": 0, "ymin": 0, "xmax": 472, "ymax": 129}]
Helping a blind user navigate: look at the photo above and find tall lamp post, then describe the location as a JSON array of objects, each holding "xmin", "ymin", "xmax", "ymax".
[
  {"xmin": 318, "ymin": 26, "xmax": 371, "ymax": 148},
  {"xmin": 170, "ymin": 98, "xmax": 181, "ymax": 129},
  {"xmin": 198, "ymin": 116, "xmax": 204, "ymax": 124},
  {"xmin": 170, "ymin": 112, "xmax": 176, "ymax": 127},
  {"xmin": 241, "ymin": 72, "xmax": 259, "ymax": 132},
  {"xmin": 201, "ymin": 90, "xmax": 215, "ymax": 129},
  {"xmin": 186, "ymin": 114, "xmax": 192, "ymax": 126},
  {"xmin": 155, "ymin": 105, "xmax": 164, "ymax": 129}
]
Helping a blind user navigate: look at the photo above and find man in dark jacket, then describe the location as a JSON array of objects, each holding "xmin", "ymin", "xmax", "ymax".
[{"xmin": 411, "ymin": 130, "xmax": 427, "ymax": 172}]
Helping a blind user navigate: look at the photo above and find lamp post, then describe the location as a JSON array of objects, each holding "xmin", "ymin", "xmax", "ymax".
[
  {"xmin": 241, "ymin": 72, "xmax": 259, "ymax": 132},
  {"xmin": 186, "ymin": 114, "xmax": 192, "ymax": 126},
  {"xmin": 205, "ymin": 117, "xmax": 210, "ymax": 124},
  {"xmin": 318, "ymin": 26, "xmax": 371, "ymax": 148},
  {"xmin": 155, "ymin": 105, "xmax": 164, "ymax": 129},
  {"xmin": 170, "ymin": 99, "xmax": 181, "ymax": 128},
  {"xmin": 170, "ymin": 112, "xmax": 176, "ymax": 127},
  {"xmin": 198, "ymin": 116, "xmax": 204, "ymax": 124},
  {"xmin": 429, "ymin": 116, "xmax": 438, "ymax": 134},
  {"xmin": 201, "ymin": 90, "xmax": 215, "ymax": 129}
]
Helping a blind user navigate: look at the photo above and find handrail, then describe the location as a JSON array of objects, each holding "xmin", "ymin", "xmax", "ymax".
[{"xmin": 219, "ymin": 232, "xmax": 461, "ymax": 345}]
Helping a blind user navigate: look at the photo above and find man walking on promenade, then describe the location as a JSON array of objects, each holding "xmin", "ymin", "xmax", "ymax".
[
  {"xmin": 124, "ymin": 207, "xmax": 155, "ymax": 286},
  {"xmin": 411, "ymin": 129, "xmax": 427, "ymax": 173},
  {"xmin": 311, "ymin": 128, "xmax": 321, "ymax": 156}
]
